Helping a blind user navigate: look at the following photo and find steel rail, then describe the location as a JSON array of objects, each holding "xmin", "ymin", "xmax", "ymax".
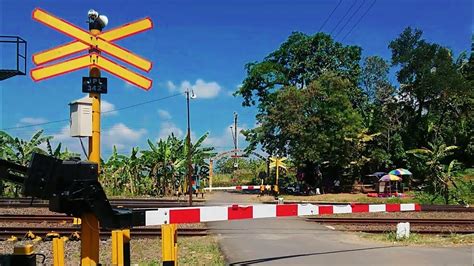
[
  {"xmin": 306, "ymin": 217, "xmax": 474, "ymax": 225},
  {"xmin": 0, "ymin": 226, "xmax": 207, "ymax": 240}
]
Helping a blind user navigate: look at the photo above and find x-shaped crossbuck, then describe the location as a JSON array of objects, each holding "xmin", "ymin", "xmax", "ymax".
[{"xmin": 30, "ymin": 8, "xmax": 153, "ymax": 90}]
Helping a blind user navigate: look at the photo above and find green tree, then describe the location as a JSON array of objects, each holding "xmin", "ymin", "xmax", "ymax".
[
  {"xmin": 360, "ymin": 56, "xmax": 391, "ymax": 103},
  {"xmin": 235, "ymin": 32, "xmax": 362, "ymax": 107},
  {"xmin": 389, "ymin": 27, "xmax": 473, "ymax": 164},
  {"xmin": 242, "ymin": 73, "xmax": 364, "ymax": 189},
  {"xmin": 359, "ymin": 56, "xmax": 404, "ymax": 170}
]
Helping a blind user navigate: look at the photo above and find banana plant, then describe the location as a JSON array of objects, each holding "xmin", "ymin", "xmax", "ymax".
[
  {"xmin": 46, "ymin": 140, "xmax": 80, "ymax": 160},
  {"xmin": 407, "ymin": 141, "xmax": 459, "ymax": 204},
  {"xmin": 0, "ymin": 130, "xmax": 51, "ymax": 165}
]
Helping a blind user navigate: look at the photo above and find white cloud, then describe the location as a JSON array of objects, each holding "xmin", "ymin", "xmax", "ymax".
[
  {"xmin": 124, "ymin": 81, "xmax": 134, "ymax": 89},
  {"xmin": 157, "ymin": 121, "xmax": 184, "ymax": 140},
  {"xmin": 167, "ymin": 79, "xmax": 222, "ymax": 99},
  {"xmin": 49, "ymin": 125, "xmax": 84, "ymax": 156},
  {"xmin": 156, "ymin": 121, "xmax": 199, "ymax": 142},
  {"xmin": 203, "ymin": 123, "xmax": 248, "ymax": 150},
  {"xmin": 101, "ymin": 100, "xmax": 118, "ymax": 116},
  {"xmin": 73, "ymin": 97, "xmax": 117, "ymax": 116},
  {"xmin": 158, "ymin": 109, "xmax": 172, "ymax": 120},
  {"xmin": 166, "ymin": 81, "xmax": 177, "ymax": 91},
  {"xmin": 19, "ymin": 117, "xmax": 48, "ymax": 125},
  {"xmin": 48, "ymin": 123, "xmax": 147, "ymax": 156},
  {"xmin": 103, "ymin": 123, "xmax": 147, "ymax": 150}
]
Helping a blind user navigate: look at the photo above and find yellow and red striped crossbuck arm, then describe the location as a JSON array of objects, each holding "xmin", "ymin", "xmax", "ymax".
[
  {"xmin": 32, "ymin": 8, "xmax": 152, "ymax": 72},
  {"xmin": 33, "ymin": 17, "xmax": 153, "ymax": 66},
  {"xmin": 144, "ymin": 203, "xmax": 421, "ymax": 225},
  {"xmin": 30, "ymin": 54, "xmax": 92, "ymax": 81},
  {"xmin": 94, "ymin": 55, "xmax": 152, "ymax": 90},
  {"xmin": 31, "ymin": 53, "xmax": 152, "ymax": 90}
]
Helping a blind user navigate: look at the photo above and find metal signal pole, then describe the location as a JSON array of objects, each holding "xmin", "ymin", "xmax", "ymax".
[
  {"xmin": 232, "ymin": 112, "xmax": 238, "ymax": 170},
  {"xmin": 82, "ymin": 20, "xmax": 101, "ymax": 266},
  {"xmin": 234, "ymin": 112, "xmax": 238, "ymax": 151},
  {"xmin": 186, "ymin": 89, "xmax": 193, "ymax": 206}
]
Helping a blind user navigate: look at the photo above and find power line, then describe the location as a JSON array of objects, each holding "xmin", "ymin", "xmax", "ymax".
[
  {"xmin": 330, "ymin": 0, "xmax": 358, "ymax": 35},
  {"xmin": 102, "ymin": 92, "xmax": 184, "ymax": 114},
  {"xmin": 318, "ymin": 0, "xmax": 343, "ymax": 32},
  {"xmin": 1, "ymin": 92, "xmax": 184, "ymax": 131},
  {"xmin": 342, "ymin": 0, "xmax": 377, "ymax": 42},
  {"xmin": 334, "ymin": 0, "xmax": 366, "ymax": 39},
  {"xmin": 1, "ymin": 119, "xmax": 70, "ymax": 131}
]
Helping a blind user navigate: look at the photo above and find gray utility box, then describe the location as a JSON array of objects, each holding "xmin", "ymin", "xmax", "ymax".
[{"xmin": 69, "ymin": 97, "xmax": 92, "ymax": 137}]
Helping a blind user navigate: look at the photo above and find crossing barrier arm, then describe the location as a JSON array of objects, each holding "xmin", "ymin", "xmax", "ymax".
[{"xmin": 142, "ymin": 203, "xmax": 421, "ymax": 226}]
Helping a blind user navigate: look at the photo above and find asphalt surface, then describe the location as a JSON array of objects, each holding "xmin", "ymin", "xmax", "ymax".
[{"xmin": 206, "ymin": 191, "xmax": 473, "ymax": 266}]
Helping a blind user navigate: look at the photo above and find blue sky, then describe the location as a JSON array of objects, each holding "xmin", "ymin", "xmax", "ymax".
[{"xmin": 0, "ymin": 0, "xmax": 472, "ymax": 159}]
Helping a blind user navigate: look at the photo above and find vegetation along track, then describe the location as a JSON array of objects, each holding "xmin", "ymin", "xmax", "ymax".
[
  {"xmin": 0, "ymin": 197, "xmax": 204, "ymax": 208},
  {"xmin": 270, "ymin": 201, "xmax": 474, "ymax": 213},
  {"xmin": 307, "ymin": 217, "xmax": 474, "ymax": 234},
  {"xmin": 0, "ymin": 226, "xmax": 207, "ymax": 240}
]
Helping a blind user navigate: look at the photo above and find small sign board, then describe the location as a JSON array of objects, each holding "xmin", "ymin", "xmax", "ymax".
[{"xmin": 82, "ymin": 77, "xmax": 107, "ymax": 94}]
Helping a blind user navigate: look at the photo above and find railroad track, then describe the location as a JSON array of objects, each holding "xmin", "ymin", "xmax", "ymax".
[
  {"xmin": 0, "ymin": 226, "xmax": 207, "ymax": 240},
  {"xmin": 0, "ymin": 197, "xmax": 204, "ymax": 208},
  {"xmin": 307, "ymin": 217, "xmax": 473, "ymax": 234},
  {"xmin": 0, "ymin": 214, "xmax": 74, "ymax": 223},
  {"xmin": 306, "ymin": 217, "xmax": 474, "ymax": 225}
]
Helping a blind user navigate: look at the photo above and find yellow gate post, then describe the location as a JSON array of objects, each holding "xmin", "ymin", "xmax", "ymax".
[
  {"xmin": 112, "ymin": 229, "xmax": 131, "ymax": 266},
  {"xmin": 275, "ymin": 159, "xmax": 279, "ymax": 194},
  {"xmin": 53, "ymin": 237, "xmax": 66, "ymax": 266},
  {"xmin": 209, "ymin": 159, "xmax": 213, "ymax": 192},
  {"xmin": 161, "ymin": 224, "xmax": 178, "ymax": 266},
  {"xmin": 81, "ymin": 27, "xmax": 102, "ymax": 266}
]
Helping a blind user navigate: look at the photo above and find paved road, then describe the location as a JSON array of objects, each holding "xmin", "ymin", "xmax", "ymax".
[{"xmin": 206, "ymin": 192, "xmax": 473, "ymax": 266}]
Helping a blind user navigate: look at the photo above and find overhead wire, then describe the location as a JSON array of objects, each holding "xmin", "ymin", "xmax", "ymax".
[
  {"xmin": 1, "ymin": 92, "xmax": 184, "ymax": 131},
  {"xmin": 334, "ymin": 0, "xmax": 366, "ymax": 39},
  {"xmin": 341, "ymin": 0, "xmax": 377, "ymax": 42},
  {"xmin": 330, "ymin": 0, "xmax": 358, "ymax": 35},
  {"xmin": 318, "ymin": 0, "xmax": 343, "ymax": 32}
]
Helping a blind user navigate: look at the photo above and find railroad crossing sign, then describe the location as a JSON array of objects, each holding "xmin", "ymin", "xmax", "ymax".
[
  {"xmin": 269, "ymin": 157, "xmax": 287, "ymax": 169},
  {"xmin": 269, "ymin": 157, "xmax": 287, "ymax": 194},
  {"xmin": 30, "ymin": 8, "xmax": 153, "ymax": 90}
]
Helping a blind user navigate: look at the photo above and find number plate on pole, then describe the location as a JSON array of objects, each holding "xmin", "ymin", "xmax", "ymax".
[{"xmin": 82, "ymin": 77, "xmax": 107, "ymax": 94}]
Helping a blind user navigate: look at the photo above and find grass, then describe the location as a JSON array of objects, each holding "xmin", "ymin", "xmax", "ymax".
[
  {"xmin": 211, "ymin": 173, "xmax": 255, "ymax": 187},
  {"xmin": 360, "ymin": 232, "xmax": 474, "ymax": 247},
  {"xmin": 0, "ymin": 236, "xmax": 225, "ymax": 265},
  {"xmin": 130, "ymin": 236, "xmax": 225, "ymax": 265}
]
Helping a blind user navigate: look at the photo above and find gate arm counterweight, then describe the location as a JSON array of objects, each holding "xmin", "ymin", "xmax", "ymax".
[{"xmin": 0, "ymin": 153, "xmax": 144, "ymax": 229}]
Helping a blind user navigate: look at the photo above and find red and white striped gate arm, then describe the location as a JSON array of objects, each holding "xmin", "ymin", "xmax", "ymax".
[
  {"xmin": 144, "ymin": 203, "xmax": 421, "ymax": 226},
  {"xmin": 203, "ymin": 185, "xmax": 260, "ymax": 191}
]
